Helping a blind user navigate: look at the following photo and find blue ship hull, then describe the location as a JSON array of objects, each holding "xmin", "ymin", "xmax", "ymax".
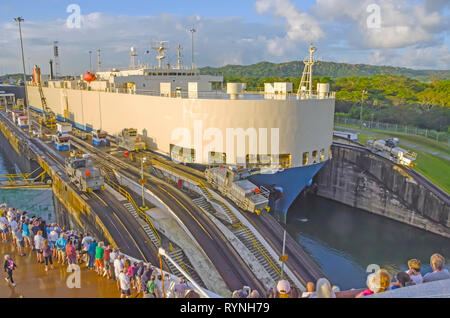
[{"xmin": 249, "ymin": 162, "xmax": 326, "ymax": 222}]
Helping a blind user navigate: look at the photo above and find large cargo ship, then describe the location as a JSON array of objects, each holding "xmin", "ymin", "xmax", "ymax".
[{"xmin": 26, "ymin": 43, "xmax": 335, "ymax": 220}]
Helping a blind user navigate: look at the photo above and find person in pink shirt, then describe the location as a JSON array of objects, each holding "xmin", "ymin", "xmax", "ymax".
[{"xmin": 66, "ymin": 242, "xmax": 77, "ymax": 268}]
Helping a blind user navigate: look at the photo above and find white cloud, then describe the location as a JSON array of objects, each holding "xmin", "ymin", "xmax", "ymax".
[
  {"xmin": 400, "ymin": 45, "xmax": 450, "ymax": 69},
  {"xmin": 314, "ymin": 0, "xmax": 448, "ymax": 49},
  {"xmin": 0, "ymin": 12, "xmax": 283, "ymax": 74},
  {"xmin": 255, "ymin": 0, "xmax": 324, "ymax": 55},
  {"xmin": 0, "ymin": 1, "xmax": 448, "ymax": 75}
]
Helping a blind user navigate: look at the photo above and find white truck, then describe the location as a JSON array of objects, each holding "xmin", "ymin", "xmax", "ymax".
[{"xmin": 57, "ymin": 122, "xmax": 72, "ymax": 134}]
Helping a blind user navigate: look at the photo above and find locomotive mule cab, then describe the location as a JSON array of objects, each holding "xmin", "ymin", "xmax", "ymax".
[{"xmin": 65, "ymin": 154, "xmax": 105, "ymax": 192}]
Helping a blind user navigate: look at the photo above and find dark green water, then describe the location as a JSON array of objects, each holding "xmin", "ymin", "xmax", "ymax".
[
  {"xmin": 0, "ymin": 147, "xmax": 55, "ymax": 222},
  {"xmin": 287, "ymin": 194, "xmax": 450, "ymax": 290}
]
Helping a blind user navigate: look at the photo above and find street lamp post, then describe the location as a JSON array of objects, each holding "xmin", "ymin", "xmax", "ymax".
[
  {"xmin": 14, "ymin": 17, "xmax": 31, "ymax": 133},
  {"xmin": 360, "ymin": 90, "xmax": 367, "ymax": 129}
]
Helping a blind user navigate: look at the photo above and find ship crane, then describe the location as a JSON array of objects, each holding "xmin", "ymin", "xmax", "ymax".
[{"xmin": 33, "ymin": 65, "xmax": 56, "ymax": 129}]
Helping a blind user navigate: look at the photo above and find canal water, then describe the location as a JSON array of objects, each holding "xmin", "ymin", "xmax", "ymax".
[
  {"xmin": 287, "ymin": 194, "xmax": 450, "ymax": 291},
  {"xmin": 0, "ymin": 147, "xmax": 55, "ymax": 222}
]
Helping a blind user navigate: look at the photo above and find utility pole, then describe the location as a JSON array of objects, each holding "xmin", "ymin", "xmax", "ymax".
[
  {"xmin": 14, "ymin": 17, "xmax": 31, "ymax": 134},
  {"xmin": 189, "ymin": 27, "xmax": 196, "ymax": 69}
]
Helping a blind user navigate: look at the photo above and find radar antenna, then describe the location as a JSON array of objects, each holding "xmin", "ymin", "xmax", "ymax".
[
  {"xmin": 151, "ymin": 41, "xmax": 169, "ymax": 69},
  {"xmin": 297, "ymin": 44, "xmax": 317, "ymax": 98}
]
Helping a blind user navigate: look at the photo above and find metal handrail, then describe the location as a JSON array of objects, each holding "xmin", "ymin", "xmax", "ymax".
[{"xmin": 101, "ymin": 168, "xmax": 162, "ymax": 246}]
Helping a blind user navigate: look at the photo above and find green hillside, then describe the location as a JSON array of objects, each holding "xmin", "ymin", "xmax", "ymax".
[{"xmin": 200, "ymin": 61, "xmax": 450, "ymax": 82}]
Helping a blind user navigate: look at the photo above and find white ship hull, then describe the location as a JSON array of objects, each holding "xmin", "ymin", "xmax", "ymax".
[
  {"xmin": 27, "ymin": 86, "xmax": 334, "ymax": 167},
  {"xmin": 27, "ymin": 85, "xmax": 335, "ymax": 216}
]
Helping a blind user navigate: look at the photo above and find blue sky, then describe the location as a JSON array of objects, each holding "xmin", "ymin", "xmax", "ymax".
[
  {"xmin": 0, "ymin": 0, "xmax": 295, "ymax": 23},
  {"xmin": 0, "ymin": 0, "xmax": 448, "ymax": 75}
]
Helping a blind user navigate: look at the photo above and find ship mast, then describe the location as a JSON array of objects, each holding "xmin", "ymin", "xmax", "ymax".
[
  {"xmin": 130, "ymin": 47, "xmax": 137, "ymax": 69},
  {"xmin": 297, "ymin": 44, "xmax": 316, "ymax": 98},
  {"xmin": 177, "ymin": 44, "xmax": 182, "ymax": 69},
  {"xmin": 151, "ymin": 41, "xmax": 169, "ymax": 69}
]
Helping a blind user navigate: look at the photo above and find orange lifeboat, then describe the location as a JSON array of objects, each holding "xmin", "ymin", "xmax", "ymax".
[{"xmin": 84, "ymin": 71, "xmax": 96, "ymax": 83}]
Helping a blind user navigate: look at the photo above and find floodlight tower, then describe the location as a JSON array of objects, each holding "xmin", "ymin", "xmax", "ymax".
[
  {"xmin": 97, "ymin": 49, "xmax": 101, "ymax": 72},
  {"xmin": 53, "ymin": 41, "xmax": 60, "ymax": 78},
  {"xmin": 14, "ymin": 16, "xmax": 31, "ymax": 133}
]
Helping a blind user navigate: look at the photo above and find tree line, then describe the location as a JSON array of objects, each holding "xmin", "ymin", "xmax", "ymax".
[{"xmin": 224, "ymin": 74, "xmax": 449, "ymax": 133}]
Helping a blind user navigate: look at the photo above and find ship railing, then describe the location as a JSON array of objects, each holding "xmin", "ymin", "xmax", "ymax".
[{"xmin": 31, "ymin": 83, "xmax": 335, "ymax": 100}]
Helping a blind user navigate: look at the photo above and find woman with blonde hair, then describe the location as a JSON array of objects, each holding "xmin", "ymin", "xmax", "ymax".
[
  {"xmin": 34, "ymin": 230, "xmax": 45, "ymax": 263},
  {"xmin": 42, "ymin": 239, "xmax": 54, "ymax": 271},
  {"xmin": 356, "ymin": 269, "xmax": 391, "ymax": 297},
  {"xmin": 315, "ymin": 278, "xmax": 336, "ymax": 298},
  {"xmin": 406, "ymin": 259, "xmax": 423, "ymax": 285}
]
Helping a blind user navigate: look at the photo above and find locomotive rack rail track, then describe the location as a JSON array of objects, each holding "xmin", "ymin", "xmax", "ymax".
[
  {"xmin": 23, "ymin": 107, "xmax": 330, "ymax": 293},
  {"xmin": 69, "ymin": 135, "xmax": 268, "ymax": 295}
]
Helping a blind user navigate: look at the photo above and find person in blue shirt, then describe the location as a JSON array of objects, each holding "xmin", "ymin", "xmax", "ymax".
[
  {"xmin": 390, "ymin": 272, "xmax": 412, "ymax": 290},
  {"xmin": 88, "ymin": 239, "xmax": 98, "ymax": 269},
  {"xmin": 55, "ymin": 234, "xmax": 68, "ymax": 264},
  {"xmin": 22, "ymin": 221, "xmax": 32, "ymax": 249}
]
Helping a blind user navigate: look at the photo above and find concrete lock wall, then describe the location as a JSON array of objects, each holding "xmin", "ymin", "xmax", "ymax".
[
  {"xmin": 0, "ymin": 113, "xmax": 118, "ymax": 247},
  {"xmin": 315, "ymin": 145, "xmax": 450, "ymax": 238},
  {"xmin": 0, "ymin": 119, "xmax": 38, "ymax": 173}
]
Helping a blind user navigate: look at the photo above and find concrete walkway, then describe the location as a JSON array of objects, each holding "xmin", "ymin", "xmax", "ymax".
[{"xmin": 0, "ymin": 241, "xmax": 123, "ymax": 298}]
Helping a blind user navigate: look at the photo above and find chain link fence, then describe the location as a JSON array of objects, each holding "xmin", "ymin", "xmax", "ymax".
[{"xmin": 334, "ymin": 115, "xmax": 450, "ymax": 146}]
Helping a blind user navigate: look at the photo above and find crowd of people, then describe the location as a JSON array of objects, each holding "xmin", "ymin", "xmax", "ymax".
[
  {"xmin": 2, "ymin": 203, "xmax": 449, "ymax": 298},
  {"xmin": 0, "ymin": 203, "xmax": 201, "ymax": 298},
  {"xmin": 230, "ymin": 253, "xmax": 450, "ymax": 298}
]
